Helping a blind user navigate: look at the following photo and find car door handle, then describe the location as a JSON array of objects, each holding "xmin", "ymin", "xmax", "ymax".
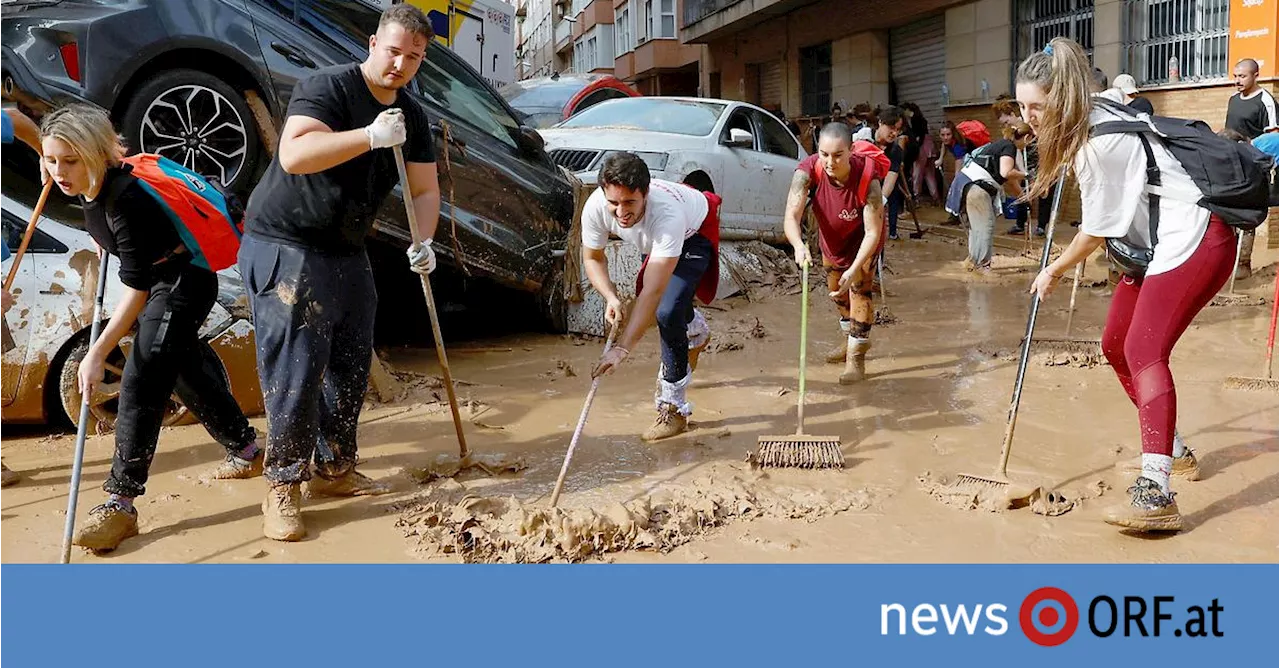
[
  {"xmin": 271, "ymin": 42, "xmax": 317, "ymax": 69},
  {"xmin": 761, "ymin": 165, "xmax": 774, "ymax": 171}
]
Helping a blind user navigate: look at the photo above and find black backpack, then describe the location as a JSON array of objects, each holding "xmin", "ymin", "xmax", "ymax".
[{"xmin": 1091, "ymin": 98, "xmax": 1273, "ymax": 229}]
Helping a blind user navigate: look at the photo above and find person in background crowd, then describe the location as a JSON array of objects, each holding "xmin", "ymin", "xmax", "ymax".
[
  {"xmin": 1224, "ymin": 58, "xmax": 1278, "ymax": 280},
  {"xmin": 1112, "ymin": 74, "xmax": 1154, "ymax": 114}
]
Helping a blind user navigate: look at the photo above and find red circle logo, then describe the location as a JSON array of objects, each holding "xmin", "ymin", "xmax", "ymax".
[{"xmin": 1019, "ymin": 587, "xmax": 1079, "ymax": 646}]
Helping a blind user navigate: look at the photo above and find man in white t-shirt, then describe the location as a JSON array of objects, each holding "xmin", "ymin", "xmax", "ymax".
[{"xmin": 583, "ymin": 152, "xmax": 722, "ymax": 441}]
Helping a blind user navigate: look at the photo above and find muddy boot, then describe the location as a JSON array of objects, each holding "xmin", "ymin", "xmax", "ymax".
[
  {"xmin": 73, "ymin": 500, "xmax": 139, "ymax": 552},
  {"xmin": 839, "ymin": 337, "xmax": 871, "ymax": 385},
  {"xmin": 262, "ymin": 482, "xmax": 306, "ymax": 542},
  {"xmin": 642, "ymin": 373, "xmax": 692, "ymax": 442},
  {"xmin": 687, "ymin": 309, "xmax": 710, "ymax": 372},
  {"xmin": 1, "ymin": 462, "xmax": 20, "ymax": 488},
  {"xmin": 824, "ymin": 319, "xmax": 851, "ymax": 364},
  {"xmin": 1116, "ymin": 450, "xmax": 1201, "ymax": 481},
  {"xmin": 201, "ymin": 449, "xmax": 264, "ymax": 481},
  {"xmin": 305, "ymin": 469, "xmax": 391, "ymax": 498},
  {"xmin": 1103, "ymin": 477, "xmax": 1183, "ymax": 532},
  {"xmin": 1234, "ymin": 230, "xmax": 1254, "ymax": 281}
]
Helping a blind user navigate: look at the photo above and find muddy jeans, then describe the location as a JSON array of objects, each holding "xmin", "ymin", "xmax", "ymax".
[
  {"xmin": 238, "ymin": 235, "xmax": 376, "ymax": 484},
  {"xmin": 824, "ymin": 258, "xmax": 875, "ymax": 338},
  {"xmin": 105, "ymin": 263, "xmax": 257, "ymax": 498},
  {"xmin": 654, "ymin": 233, "xmax": 713, "ymax": 383},
  {"xmin": 964, "ymin": 182, "xmax": 997, "ymax": 269}
]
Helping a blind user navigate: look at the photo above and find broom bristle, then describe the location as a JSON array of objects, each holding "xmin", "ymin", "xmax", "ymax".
[
  {"xmin": 1223, "ymin": 376, "xmax": 1280, "ymax": 392},
  {"xmin": 752, "ymin": 437, "xmax": 844, "ymax": 469},
  {"xmin": 951, "ymin": 474, "xmax": 1009, "ymax": 490}
]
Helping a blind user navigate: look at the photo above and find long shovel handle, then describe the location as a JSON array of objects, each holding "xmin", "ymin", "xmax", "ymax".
[
  {"xmin": 550, "ymin": 322, "xmax": 619, "ymax": 508},
  {"xmin": 1266, "ymin": 273, "xmax": 1278, "ymax": 380},
  {"xmin": 391, "ymin": 144, "xmax": 468, "ymax": 459},
  {"xmin": 4, "ymin": 179, "xmax": 54, "ymax": 291},
  {"xmin": 995, "ymin": 175, "xmax": 1065, "ymax": 478},
  {"xmin": 60, "ymin": 251, "xmax": 109, "ymax": 564},
  {"xmin": 1065, "ymin": 261, "xmax": 1083, "ymax": 337}
]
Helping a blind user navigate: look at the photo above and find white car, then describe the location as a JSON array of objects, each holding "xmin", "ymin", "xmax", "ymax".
[
  {"xmin": 538, "ymin": 97, "xmax": 807, "ymax": 240},
  {"xmin": 1, "ymin": 193, "xmax": 262, "ymax": 428}
]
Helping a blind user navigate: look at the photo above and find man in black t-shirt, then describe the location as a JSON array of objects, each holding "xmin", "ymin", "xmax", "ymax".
[
  {"xmin": 239, "ymin": 4, "xmax": 441, "ymax": 542},
  {"xmin": 1224, "ymin": 59, "xmax": 1278, "ymax": 280}
]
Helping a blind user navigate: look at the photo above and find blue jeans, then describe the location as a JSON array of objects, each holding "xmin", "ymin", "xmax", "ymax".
[
  {"xmin": 238, "ymin": 235, "xmax": 376, "ymax": 484},
  {"xmin": 653, "ymin": 233, "xmax": 713, "ymax": 383}
]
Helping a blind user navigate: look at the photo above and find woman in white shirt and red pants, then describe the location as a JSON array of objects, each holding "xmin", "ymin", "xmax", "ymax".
[{"xmin": 1019, "ymin": 38, "xmax": 1236, "ymax": 533}]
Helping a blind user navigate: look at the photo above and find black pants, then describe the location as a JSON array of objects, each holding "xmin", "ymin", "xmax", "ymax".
[
  {"xmin": 1037, "ymin": 193, "xmax": 1052, "ymax": 231},
  {"xmin": 238, "ymin": 234, "xmax": 376, "ymax": 484},
  {"xmin": 654, "ymin": 233, "xmax": 713, "ymax": 383},
  {"xmin": 105, "ymin": 263, "xmax": 257, "ymax": 498}
]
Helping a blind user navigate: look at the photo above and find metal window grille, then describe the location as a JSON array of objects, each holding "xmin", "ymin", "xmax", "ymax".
[
  {"xmin": 1123, "ymin": 0, "xmax": 1229, "ymax": 85},
  {"xmin": 1015, "ymin": 0, "xmax": 1095, "ymax": 63}
]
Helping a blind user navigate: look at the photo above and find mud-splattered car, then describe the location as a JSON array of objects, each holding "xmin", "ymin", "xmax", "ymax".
[{"xmin": 1, "ymin": 192, "xmax": 262, "ymax": 428}]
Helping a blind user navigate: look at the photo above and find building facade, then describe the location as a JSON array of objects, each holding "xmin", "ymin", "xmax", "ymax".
[{"xmin": 518, "ymin": 0, "xmax": 707, "ymax": 95}]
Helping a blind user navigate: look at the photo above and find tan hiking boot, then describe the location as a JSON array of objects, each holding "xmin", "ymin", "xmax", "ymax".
[
  {"xmin": 1103, "ymin": 477, "xmax": 1183, "ymax": 532},
  {"xmin": 839, "ymin": 338, "xmax": 872, "ymax": 385},
  {"xmin": 73, "ymin": 501, "xmax": 139, "ymax": 552},
  {"xmin": 824, "ymin": 339, "xmax": 849, "ymax": 364},
  {"xmin": 201, "ymin": 452, "xmax": 264, "ymax": 481},
  {"xmin": 1, "ymin": 462, "xmax": 20, "ymax": 488},
  {"xmin": 1116, "ymin": 450, "xmax": 1201, "ymax": 481},
  {"xmin": 642, "ymin": 403, "xmax": 688, "ymax": 442},
  {"xmin": 262, "ymin": 482, "xmax": 306, "ymax": 542},
  {"xmin": 305, "ymin": 469, "xmax": 391, "ymax": 498}
]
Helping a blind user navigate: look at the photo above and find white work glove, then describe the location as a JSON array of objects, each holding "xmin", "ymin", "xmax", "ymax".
[
  {"xmin": 407, "ymin": 239, "xmax": 436, "ymax": 275},
  {"xmin": 365, "ymin": 108, "xmax": 407, "ymax": 150}
]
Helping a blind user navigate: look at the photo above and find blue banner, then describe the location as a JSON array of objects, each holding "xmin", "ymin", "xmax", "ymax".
[{"xmin": 2, "ymin": 564, "xmax": 1275, "ymax": 666}]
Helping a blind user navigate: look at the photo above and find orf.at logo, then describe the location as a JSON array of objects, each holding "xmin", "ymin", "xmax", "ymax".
[{"xmin": 1020, "ymin": 587, "xmax": 1079, "ymax": 646}]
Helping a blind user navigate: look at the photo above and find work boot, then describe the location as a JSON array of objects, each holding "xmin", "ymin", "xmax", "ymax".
[
  {"xmin": 825, "ymin": 319, "xmax": 851, "ymax": 364},
  {"xmin": 642, "ymin": 403, "xmax": 688, "ymax": 442},
  {"xmin": 1103, "ymin": 477, "xmax": 1183, "ymax": 532},
  {"xmin": 201, "ymin": 450, "xmax": 264, "ymax": 481},
  {"xmin": 73, "ymin": 500, "xmax": 139, "ymax": 552},
  {"xmin": 262, "ymin": 482, "xmax": 306, "ymax": 542},
  {"xmin": 1116, "ymin": 450, "xmax": 1201, "ymax": 481},
  {"xmin": 643, "ymin": 372, "xmax": 692, "ymax": 441},
  {"xmin": 1, "ymin": 462, "xmax": 20, "ymax": 488},
  {"xmin": 305, "ymin": 469, "xmax": 391, "ymax": 498},
  {"xmin": 687, "ymin": 309, "xmax": 710, "ymax": 372},
  {"xmin": 1007, "ymin": 224, "xmax": 1026, "ymax": 235},
  {"xmin": 839, "ymin": 338, "xmax": 872, "ymax": 385}
]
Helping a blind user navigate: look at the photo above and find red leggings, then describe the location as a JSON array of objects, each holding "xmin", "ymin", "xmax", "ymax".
[{"xmin": 1101, "ymin": 216, "xmax": 1236, "ymax": 457}]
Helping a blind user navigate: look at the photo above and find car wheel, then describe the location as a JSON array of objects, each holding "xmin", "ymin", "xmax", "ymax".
[
  {"xmin": 56, "ymin": 335, "xmax": 226, "ymax": 432},
  {"xmin": 119, "ymin": 68, "xmax": 261, "ymax": 193}
]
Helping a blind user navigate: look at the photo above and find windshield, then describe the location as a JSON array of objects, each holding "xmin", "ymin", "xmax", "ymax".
[
  {"xmin": 557, "ymin": 99, "xmax": 726, "ymax": 136},
  {"xmin": 501, "ymin": 79, "xmax": 587, "ymax": 111}
]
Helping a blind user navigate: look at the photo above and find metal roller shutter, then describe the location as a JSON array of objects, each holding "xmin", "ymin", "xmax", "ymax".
[
  {"xmin": 759, "ymin": 60, "xmax": 783, "ymax": 109},
  {"xmin": 890, "ymin": 14, "xmax": 946, "ymax": 130}
]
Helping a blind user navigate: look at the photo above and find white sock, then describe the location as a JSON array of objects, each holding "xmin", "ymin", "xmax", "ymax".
[
  {"xmin": 1172, "ymin": 431, "xmax": 1188, "ymax": 458},
  {"xmin": 1140, "ymin": 454, "xmax": 1174, "ymax": 495}
]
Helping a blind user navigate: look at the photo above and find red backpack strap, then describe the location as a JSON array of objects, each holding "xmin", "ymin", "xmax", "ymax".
[{"xmin": 855, "ymin": 152, "xmax": 875, "ymax": 205}]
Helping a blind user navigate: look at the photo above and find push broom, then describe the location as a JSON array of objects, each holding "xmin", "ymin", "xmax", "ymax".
[
  {"xmin": 752, "ymin": 261, "xmax": 844, "ymax": 469},
  {"xmin": 946, "ymin": 175, "xmax": 1068, "ymax": 499},
  {"xmin": 1223, "ymin": 272, "xmax": 1279, "ymax": 392}
]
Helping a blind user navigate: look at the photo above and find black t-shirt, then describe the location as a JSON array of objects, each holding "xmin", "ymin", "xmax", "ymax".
[
  {"xmin": 82, "ymin": 166, "xmax": 186, "ymax": 291},
  {"xmin": 1127, "ymin": 96, "xmax": 1154, "ymax": 115},
  {"xmin": 1226, "ymin": 89, "xmax": 1279, "ymax": 140},
  {"xmin": 880, "ymin": 141, "xmax": 903, "ymax": 175},
  {"xmin": 244, "ymin": 64, "xmax": 436, "ymax": 255},
  {"xmin": 976, "ymin": 139, "xmax": 1017, "ymax": 184}
]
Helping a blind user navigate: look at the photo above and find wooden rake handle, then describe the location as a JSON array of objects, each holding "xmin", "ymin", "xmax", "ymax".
[
  {"xmin": 549, "ymin": 320, "xmax": 620, "ymax": 508},
  {"xmin": 4, "ymin": 179, "xmax": 54, "ymax": 291}
]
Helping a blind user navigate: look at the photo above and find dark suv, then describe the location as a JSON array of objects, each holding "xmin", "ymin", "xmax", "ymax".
[{"xmin": 1, "ymin": 0, "xmax": 574, "ymax": 323}]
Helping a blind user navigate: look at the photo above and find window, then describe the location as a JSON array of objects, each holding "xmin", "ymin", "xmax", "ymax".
[
  {"xmin": 575, "ymin": 88, "xmax": 631, "ymax": 115},
  {"xmin": 752, "ymin": 110, "xmax": 800, "ymax": 159},
  {"xmin": 615, "ymin": 3, "xmax": 632, "ymax": 56},
  {"xmin": 298, "ymin": 0, "xmax": 383, "ymax": 59},
  {"xmin": 641, "ymin": 0, "xmax": 652, "ymax": 41},
  {"xmin": 2, "ymin": 211, "xmax": 67, "ymax": 254},
  {"xmin": 799, "ymin": 43, "xmax": 832, "ymax": 117},
  {"xmin": 586, "ymin": 36, "xmax": 597, "ymax": 70},
  {"xmin": 1122, "ymin": 0, "xmax": 1229, "ymax": 85},
  {"xmin": 720, "ymin": 109, "xmax": 756, "ymax": 147},
  {"xmin": 1014, "ymin": 0, "xmax": 1095, "ymax": 64},
  {"xmin": 658, "ymin": 0, "xmax": 676, "ymax": 38},
  {"xmin": 560, "ymin": 98, "xmax": 727, "ymax": 136},
  {"xmin": 414, "ymin": 47, "xmax": 520, "ymax": 148}
]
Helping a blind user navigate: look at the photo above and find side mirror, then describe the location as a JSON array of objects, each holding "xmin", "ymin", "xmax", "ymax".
[
  {"xmin": 517, "ymin": 125, "xmax": 546, "ymax": 155},
  {"xmin": 722, "ymin": 128, "xmax": 753, "ymax": 148}
]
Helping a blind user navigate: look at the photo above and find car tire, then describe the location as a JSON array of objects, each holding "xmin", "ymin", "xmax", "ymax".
[
  {"xmin": 118, "ymin": 68, "xmax": 261, "ymax": 194},
  {"xmin": 56, "ymin": 335, "xmax": 227, "ymax": 432}
]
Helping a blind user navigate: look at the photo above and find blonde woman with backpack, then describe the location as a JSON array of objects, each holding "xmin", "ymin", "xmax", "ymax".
[
  {"xmin": 1021, "ymin": 38, "xmax": 1242, "ymax": 533},
  {"xmin": 41, "ymin": 104, "xmax": 261, "ymax": 553}
]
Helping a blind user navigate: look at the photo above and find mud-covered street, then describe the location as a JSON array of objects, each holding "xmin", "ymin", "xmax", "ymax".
[{"xmin": 3, "ymin": 222, "xmax": 1277, "ymax": 563}]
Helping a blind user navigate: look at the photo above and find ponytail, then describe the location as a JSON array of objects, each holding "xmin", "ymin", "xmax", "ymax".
[{"xmin": 1015, "ymin": 37, "xmax": 1093, "ymax": 200}]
